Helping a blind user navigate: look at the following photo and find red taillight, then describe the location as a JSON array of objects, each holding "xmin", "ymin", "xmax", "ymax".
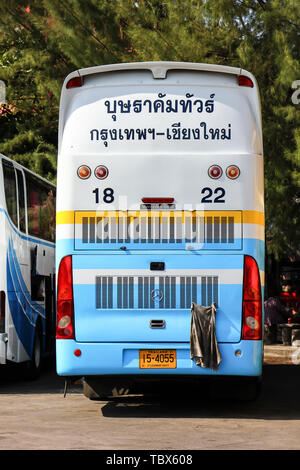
[
  {"xmin": 208, "ymin": 165, "xmax": 222, "ymax": 179},
  {"xmin": 242, "ymin": 255, "xmax": 262, "ymax": 340},
  {"xmin": 238, "ymin": 75, "xmax": 254, "ymax": 88},
  {"xmin": 56, "ymin": 256, "xmax": 74, "ymax": 339},
  {"xmin": 95, "ymin": 165, "xmax": 108, "ymax": 180},
  {"xmin": 66, "ymin": 76, "xmax": 83, "ymax": 89},
  {"xmin": 142, "ymin": 198, "xmax": 174, "ymax": 204}
]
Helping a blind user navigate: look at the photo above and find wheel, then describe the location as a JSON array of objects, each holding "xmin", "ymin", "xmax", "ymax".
[{"xmin": 23, "ymin": 325, "xmax": 43, "ymax": 380}]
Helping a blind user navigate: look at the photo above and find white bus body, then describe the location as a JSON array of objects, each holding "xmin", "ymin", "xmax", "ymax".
[
  {"xmin": 56, "ymin": 62, "xmax": 264, "ymax": 399},
  {"xmin": 0, "ymin": 154, "xmax": 55, "ymax": 377}
]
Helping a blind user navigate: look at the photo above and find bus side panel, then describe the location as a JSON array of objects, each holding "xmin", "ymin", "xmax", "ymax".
[{"xmin": 0, "ymin": 156, "xmax": 56, "ymax": 365}]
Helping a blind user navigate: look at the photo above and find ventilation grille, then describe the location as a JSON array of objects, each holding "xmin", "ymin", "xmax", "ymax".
[
  {"xmin": 96, "ymin": 275, "xmax": 218, "ymax": 309},
  {"xmin": 75, "ymin": 211, "xmax": 242, "ymax": 250}
]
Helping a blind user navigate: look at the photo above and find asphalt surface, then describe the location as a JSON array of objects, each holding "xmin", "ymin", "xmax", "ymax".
[{"xmin": 0, "ymin": 344, "xmax": 300, "ymax": 450}]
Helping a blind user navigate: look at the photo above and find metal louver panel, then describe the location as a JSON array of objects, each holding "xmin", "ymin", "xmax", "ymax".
[
  {"xmin": 80, "ymin": 213, "xmax": 236, "ymax": 245},
  {"xmin": 75, "ymin": 211, "xmax": 243, "ymax": 250},
  {"xmin": 96, "ymin": 275, "xmax": 218, "ymax": 309}
]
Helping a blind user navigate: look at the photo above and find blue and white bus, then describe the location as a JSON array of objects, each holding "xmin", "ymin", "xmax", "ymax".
[
  {"xmin": 56, "ymin": 62, "xmax": 264, "ymax": 399},
  {"xmin": 0, "ymin": 154, "xmax": 56, "ymax": 378}
]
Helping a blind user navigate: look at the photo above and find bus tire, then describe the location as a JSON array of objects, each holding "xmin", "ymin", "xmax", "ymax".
[{"xmin": 24, "ymin": 323, "xmax": 43, "ymax": 380}]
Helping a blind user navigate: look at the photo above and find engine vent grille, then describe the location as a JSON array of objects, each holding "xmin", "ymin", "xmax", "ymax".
[{"xmin": 96, "ymin": 275, "xmax": 218, "ymax": 309}]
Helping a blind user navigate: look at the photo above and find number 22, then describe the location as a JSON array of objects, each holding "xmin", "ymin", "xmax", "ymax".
[{"xmin": 201, "ymin": 187, "xmax": 225, "ymax": 203}]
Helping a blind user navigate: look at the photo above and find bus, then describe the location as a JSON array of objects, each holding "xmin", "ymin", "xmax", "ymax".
[
  {"xmin": 0, "ymin": 154, "xmax": 56, "ymax": 378},
  {"xmin": 56, "ymin": 62, "xmax": 264, "ymax": 400}
]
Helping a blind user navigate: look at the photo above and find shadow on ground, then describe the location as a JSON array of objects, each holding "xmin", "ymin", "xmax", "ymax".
[
  {"xmin": 1, "ymin": 358, "xmax": 300, "ymax": 422},
  {"xmin": 97, "ymin": 364, "xmax": 300, "ymax": 421}
]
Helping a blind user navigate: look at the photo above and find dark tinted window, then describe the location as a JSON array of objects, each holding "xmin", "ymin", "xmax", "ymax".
[
  {"xmin": 2, "ymin": 160, "xmax": 17, "ymax": 227},
  {"xmin": 25, "ymin": 171, "xmax": 55, "ymax": 242},
  {"xmin": 16, "ymin": 169, "xmax": 26, "ymax": 232}
]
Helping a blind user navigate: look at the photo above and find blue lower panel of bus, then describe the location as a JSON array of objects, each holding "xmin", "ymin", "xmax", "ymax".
[
  {"xmin": 72, "ymin": 253, "xmax": 245, "ymax": 344},
  {"xmin": 7, "ymin": 237, "xmax": 45, "ymax": 359},
  {"xmin": 56, "ymin": 340, "xmax": 263, "ymax": 377}
]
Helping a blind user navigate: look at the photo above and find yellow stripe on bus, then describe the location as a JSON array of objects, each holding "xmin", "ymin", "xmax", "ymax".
[
  {"xmin": 243, "ymin": 210, "xmax": 265, "ymax": 226},
  {"xmin": 56, "ymin": 211, "xmax": 75, "ymax": 225},
  {"xmin": 56, "ymin": 210, "xmax": 264, "ymax": 226}
]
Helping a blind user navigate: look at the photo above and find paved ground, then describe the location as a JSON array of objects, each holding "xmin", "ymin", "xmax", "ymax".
[
  {"xmin": 0, "ymin": 343, "xmax": 300, "ymax": 451},
  {"xmin": 264, "ymin": 343, "xmax": 300, "ymax": 365}
]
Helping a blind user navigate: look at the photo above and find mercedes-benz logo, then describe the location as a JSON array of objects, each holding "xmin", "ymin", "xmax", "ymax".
[{"xmin": 151, "ymin": 288, "xmax": 163, "ymax": 302}]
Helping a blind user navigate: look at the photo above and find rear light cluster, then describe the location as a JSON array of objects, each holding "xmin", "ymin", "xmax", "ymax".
[
  {"xmin": 238, "ymin": 75, "xmax": 254, "ymax": 88},
  {"xmin": 242, "ymin": 255, "xmax": 262, "ymax": 340},
  {"xmin": 66, "ymin": 76, "xmax": 83, "ymax": 89},
  {"xmin": 77, "ymin": 165, "xmax": 108, "ymax": 180},
  {"xmin": 208, "ymin": 165, "xmax": 240, "ymax": 180},
  {"xmin": 56, "ymin": 255, "xmax": 75, "ymax": 340}
]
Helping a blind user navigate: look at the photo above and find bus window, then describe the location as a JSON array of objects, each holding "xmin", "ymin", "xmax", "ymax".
[
  {"xmin": 2, "ymin": 160, "xmax": 17, "ymax": 227},
  {"xmin": 16, "ymin": 168, "xmax": 26, "ymax": 233},
  {"xmin": 25, "ymin": 171, "xmax": 55, "ymax": 242}
]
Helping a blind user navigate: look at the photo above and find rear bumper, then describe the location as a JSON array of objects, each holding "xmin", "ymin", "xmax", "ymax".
[{"xmin": 56, "ymin": 339, "xmax": 263, "ymax": 377}]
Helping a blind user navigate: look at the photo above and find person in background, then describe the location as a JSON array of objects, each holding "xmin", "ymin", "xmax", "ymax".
[
  {"xmin": 264, "ymin": 291, "xmax": 292, "ymax": 344},
  {"xmin": 280, "ymin": 281, "xmax": 300, "ymax": 316}
]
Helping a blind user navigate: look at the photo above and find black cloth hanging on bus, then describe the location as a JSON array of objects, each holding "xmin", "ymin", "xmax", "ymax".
[{"xmin": 190, "ymin": 302, "xmax": 222, "ymax": 371}]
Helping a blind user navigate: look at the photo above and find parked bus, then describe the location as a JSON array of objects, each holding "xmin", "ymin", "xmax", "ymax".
[
  {"xmin": 56, "ymin": 62, "xmax": 264, "ymax": 399},
  {"xmin": 0, "ymin": 154, "xmax": 56, "ymax": 378}
]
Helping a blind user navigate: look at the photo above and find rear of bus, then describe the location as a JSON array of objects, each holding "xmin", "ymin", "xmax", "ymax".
[{"xmin": 56, "ymin": 62, "xmax": 264, "ymax": 398}]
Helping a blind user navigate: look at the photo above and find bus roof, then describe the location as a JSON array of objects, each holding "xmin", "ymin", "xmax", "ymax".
[
  {"xmin": 64, "ymin": 61, "xmax": 255, "ymax": 83},
  {"xmin": 58, "ymin": 61, "xmax": 262, "ymax": 155}
]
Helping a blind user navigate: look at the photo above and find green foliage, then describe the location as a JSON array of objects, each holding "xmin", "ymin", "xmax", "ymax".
[{"xmin": 0, "ymin": 0, "xmax": 299, "ymax": 258}]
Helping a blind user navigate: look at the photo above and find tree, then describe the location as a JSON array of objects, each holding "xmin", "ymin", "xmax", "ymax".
[
  {"xmin": 0, "ymin": 0, "xmax": 299, "ymax": 259},
  {"xmin": 115, "ymin": 0, "xmax": 300, "ymax": 260},
  {"xmin": 0, "ymin": 0, "xmax": 131, "ymax": 181},
  {"xmin": 0, "ymin": 1, "xmax": 64, "ymax": 182}
]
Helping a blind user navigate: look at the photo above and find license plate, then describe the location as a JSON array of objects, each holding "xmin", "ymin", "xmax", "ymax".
[{"xmin": 139, "ymin": 349, "xmax": 177, "ymax": 369}]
